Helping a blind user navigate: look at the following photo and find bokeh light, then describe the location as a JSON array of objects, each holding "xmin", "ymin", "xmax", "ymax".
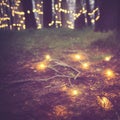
[
  {"xmin": 45, "ymin": 54, "xmax": 51, "ymax": 61},
  {"xmin": 67, "ymin": 88, "xmax": 82, "ymax": 97},
  {"xmin": 104, "ymin": 56, "xmax": 112, "ymax": 61},
  {"xmin": 71, "ymin": 89, "xmax": 79, "ymax": 96},
  {"xmin": 36, "ymin": 62, "xmax": 47, "ymax": 71},
  {"xmin": 97, "ymin": 96, "xmax": 113, "ymax": 111},
  {"xmin": 104, "ymin": 69, "xmax": 115, "ymax": 79},
  {"xmin": 71, "ymin": 53, "xmax": 85, "ymax": 61},
  {"xmin": 81, "ymin": 62, "xmax": 90, "ymax": 70}
]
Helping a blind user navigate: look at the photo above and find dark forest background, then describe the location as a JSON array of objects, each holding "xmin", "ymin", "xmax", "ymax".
[{"xmin": 0, "ymin": 0, "xmax": 120, "ymax": 31}]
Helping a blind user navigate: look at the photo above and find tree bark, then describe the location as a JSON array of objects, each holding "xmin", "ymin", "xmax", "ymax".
[
  {"xmin": 85, "ymin": 0, "xmax": 91, "ymax": 26},
  {"xmin": 43, "ymin": 0, "xmax": 52, "ymax": 28},
  {"xmin": 75, "ymin": 0, "xmax": 85, "ymax": 29},
  {"xmin": 31, "ymin": 0, "xmax": 43, "ymax": 29},
  {"xmin": 21, "ymin": 0, "xmax": 37, "ymax": 29},
  {"xmin": 61, "ymin": 0, "xmax": 68, "ymax": 28},
  {"xmin": 95, "ymin": 0, "xmax": 119, "ymax": 31}
]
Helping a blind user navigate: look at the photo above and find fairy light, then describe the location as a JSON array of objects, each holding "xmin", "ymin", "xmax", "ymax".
[
  {"xmin": 104, "ymin": 56, "xmax": 112, "ymax": 62},
  {"xmin": 81, "ymin": 62, "xmax": 90, "ymax": 70},
  {"xmin": 0, "ymin": 0, "xmax": 43, "ymax": 30},
  {"xmin": 36, "ymin": 62, "xmax": 47, "ymax": 71},
  {"xmin": 0, "ymin": 0, "xmax": 26, "ymax": 30},
  {"xmin": 34, "ymin": 1, "xmax": 43, "ymax": 29},
  {"xmin": 97, "ymin": 96, "xmax": 113, "ymax": 110},
  {"xmin": 95, "ymin": 15, "xmax": 100, "ymax": 21},
  {"xmin": 68, "ymin": 88, "xmax": 81, "ymax": 97},
  {"xmin": 0, "ymin": 0, "xmax": 100, "ymax": 30},
  {"xmin": 27, "ymin": 10, "xmax": 30, "ymax": 14},
  {"xmin": 74, "ymin": 54, "xmax": 81, "ymax": 61},
  {"xmin": 71, "ymin": 53, "xmax": 85, "ymax": 61},
  {"xmin": 71, "ymin": 89, "xmax": 79, "ymax": 96},
  {"xmin": 37, "ymin": 24, "xmax": 42, "ymax": 29},
  {"xmin": 104, "ymin": 69, "xmax": 115, "ymax": 79},
  {"xmin": 45, "ymin": 54, "xmax": 51, "ymax": 61},
  {"xmin": 91, "ymin": 19, "xmax": 95, "ymax": 24}
]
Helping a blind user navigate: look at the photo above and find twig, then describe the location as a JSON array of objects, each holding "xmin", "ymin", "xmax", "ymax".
[
  {"xmin": 74, "ymin": 72, "xmax": 81, "ymax": 80},
  {"xmin": 48, "ymin": 66, "xmax": 65, "ymax": 75},
  {"xmin": 53, "ymin": 59, "xmax": 80, "ymax": 73},
  {"xmin": 68, "ymin": 78, "xmax": 73, "ymax": 87},
  {"xmin": 7, "ymin": 74, "xmax": 72, "ymax": 84}
]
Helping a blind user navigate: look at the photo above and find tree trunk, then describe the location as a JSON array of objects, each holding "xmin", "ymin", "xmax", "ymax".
[
  {"xmin": 85, "ymin": 0, "xmax": 91, "ymax": 26},
  {"xmin": 75, "ymin": 0, "xmax": 85, "ymax": 29},
  {"xmin": 53, "ymin": 0, "xmax": 62, "ymax": 28},
  {"xmin": 43, "ymin": 0, "xmax": 52, "ymax": 28},
  {"xmin": 95, "ymin": 0, "xmax": 119, "ymax": 31},
  {"xmin": 61, "ymin": 0, "xmax": 68, "ymax": 28},
  {"xmin": 0, "ymin": 0, "xmax": 12, "ymax": 30},
  {"xmin": 21, "ymin": 0, "xmax": 37, "ymax": 29},
  {"xmin": 66, "ymin": 0, "xmax": 76, "ymax": 29},
  {"xmin": 31, "ymin": 0, "xmax": 43, "ymax": 29}
]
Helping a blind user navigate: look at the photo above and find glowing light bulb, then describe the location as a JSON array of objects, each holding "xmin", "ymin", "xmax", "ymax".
[
  {"xmin": 45, "ymin": 54, "xmax": 51, "ymax": 61},
  {"xmin": 82, "ymin": 62, "xmax": 90, "ymax": 69},
  {"xmin": 71, "ymin": 89, "xmax": 79, "ymax": 96},
  {"xmin": 97, "ymin": 96, "xmax": 113, "ymax": 110},
  {"xmin": 36, "ymin": 62, "xmax": 47, "ymax": 71},
  {"xmin": 71, "ymin": 53, "xmax": 85, "ymax": 61},
  {"xmin": 104, "ymin": 56, "xmax": 112, "ymax": 61},
  {"xmin": 91, "ymin": 19, "xmax": 95, "ymax": 24},
  {"xmin": 104, "ymin": 69, "xmax": 115, "ymax": 78},
  {"xmin": 75, "ymin": 54, "xmax": 81, "ymax": 60},
  {"xmin": 27, "ymin": 10, "xmax": 30, "ymax": 14}
]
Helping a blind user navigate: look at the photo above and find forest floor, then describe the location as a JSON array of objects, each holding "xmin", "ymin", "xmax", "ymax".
[{"xmin": 0, "ymin": 28, "xmax": 120, "ymax": 120}]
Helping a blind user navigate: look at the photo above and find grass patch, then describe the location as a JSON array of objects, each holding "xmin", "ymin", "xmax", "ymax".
[{"xmin": 0, "ymin": 28, "xmax": 118, "ymax": 62}]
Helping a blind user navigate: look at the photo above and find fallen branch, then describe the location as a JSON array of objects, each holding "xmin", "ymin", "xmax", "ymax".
[
  {"xmin": 52, "ymin": 59, "xmax": 80, "ymax": 74},
  {"xmin": 6, "ymin": 74, "xmax": 72, "ymax": 84}
]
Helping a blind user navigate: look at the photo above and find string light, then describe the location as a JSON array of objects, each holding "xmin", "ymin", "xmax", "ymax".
[
  {"xmin": 0, "ymin": 0, "xmax": 100, "ymax": 30},
  {"xmin": 0, "ymin": 0, "xmax": 43, "ymax": 30},
  {"xmin": 45, "ymin": 54, "xmax": 51, "ymax": 61},
  {"xmin": 27, "ymin": 10, "xmax": 30, "ymax": 14}
]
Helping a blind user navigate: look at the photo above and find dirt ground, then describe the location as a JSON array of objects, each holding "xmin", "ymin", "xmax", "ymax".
[{"xmin": 0, "ymin": 47, "xmax": 120, "ymax": 120}]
